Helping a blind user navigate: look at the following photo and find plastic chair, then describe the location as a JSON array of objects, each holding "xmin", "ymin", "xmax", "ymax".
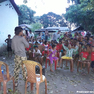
[
  {"xmin": 22, "ymin": 60, "xmax": 47, "ymax": 94},
  {"xmin": 77, "ymin": 61, "xmax": 90, "ymax": 74},
  {"xmin": 61, "ymin": 59, "xmax": 73, "ymax": 72},
  {"xmin": 45, "ymin": 57, "xmax": 57, "ymax": 70},
  {"xmin": 0, "ymin": 61, "xmax": 15, "ymax": 94}
]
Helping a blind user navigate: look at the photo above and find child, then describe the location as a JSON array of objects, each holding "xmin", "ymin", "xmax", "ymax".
[
  {"xmin": 80, "ymin": 47, "xmax": 89, "ymax": 66},
  {"xmin": 33, "ymin": 45, "xmax": 43, "ymax": 65},
  {"xmin": 91, "ymin": 46, "xmax": 94, "ymax": 72},
  {"xmin": 77, "ymin": 47, "xmax": 90, "ymax": 74},
  {"xmin": 5, "ymin": 34, "xmax": 12, "ymax": 57},
  {"xmin": 73, "ymin": 42, "xmax": 79, "ymax": 63},
  {"xmin": 42, "ymin": 41, "xmax": 49, "ymax": 56},
  {"xmin": 59, "ymin": 41, "xmax": 78, "ymax": 72},
  {"xmin": 48, "ymin": 45, "xmax": 59, "ymax": 72}
]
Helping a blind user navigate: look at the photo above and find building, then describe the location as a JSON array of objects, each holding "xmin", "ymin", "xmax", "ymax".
[
  {"xmin": 72, "ymin": 26, "xmax": 84, "ymax": 33},
  {"xmin": 0, "ymin": 0, "xmax": 20, "ymax": 49},
  {"xmin": 35, "ymin": 27, "xmax": 69, "ymax": 33},
  {"xmin": 46, "ymin": 27, "xmax": 69, "ymax": 32}
]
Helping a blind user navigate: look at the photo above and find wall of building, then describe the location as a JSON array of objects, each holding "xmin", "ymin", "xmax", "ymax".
[{"xmin": 0, "ymin": 0, "xmax": 18, "ymax": 49}]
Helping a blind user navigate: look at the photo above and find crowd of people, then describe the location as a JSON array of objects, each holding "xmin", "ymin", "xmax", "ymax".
[
  {"xmin": 25, "ymin": 30, "xmax": 94, "ymax": 73},
  {"xmin": 5, "ymin": 26, "xmax": 94, "ymax": 87}
]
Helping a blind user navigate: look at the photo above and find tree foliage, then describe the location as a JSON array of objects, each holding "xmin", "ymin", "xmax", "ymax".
[
  {"xmin": 18, "ymin": 5, "xmax": 36, "ymax": 25},
  {"xmin": 31, "ymin": 23, "xmax": 43, "ymax": 32},
  {"xmin": 39, "ymin": 12, "xmax": 67, "ymax": 28},
  {"xmin": 65, "ymin": 0, "xmax": 94, "ymax": 32}
]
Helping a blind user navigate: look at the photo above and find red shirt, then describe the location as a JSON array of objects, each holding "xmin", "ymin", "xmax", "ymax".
[
  {"xmin": 80, "ymin": 52, "xmax": 89, "ymax": 59},
  {"xmin": 56, "ymin": 44, "xmax": 62, "ymax": 51},
  {"xmin": 26, "ymin": 45, "xmax": 31, "ymax": 51},
  {"xmin": 91, "ymin": 52, "xmax": 94, "ymax": 61}
]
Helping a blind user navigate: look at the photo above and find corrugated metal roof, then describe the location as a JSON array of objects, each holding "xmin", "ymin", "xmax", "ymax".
[{"xmin": 46, "ymin": 27, "xmax": 69, "ymax": 31}]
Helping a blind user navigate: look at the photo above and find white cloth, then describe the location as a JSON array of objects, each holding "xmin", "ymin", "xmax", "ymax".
[
  {"xmin": 53, "ymin": 32, "xmax": 60, "ymax": 40},
  {"xmin": 29, "ymin": 33, "xmax": 34, "ymax": 37},
  {"xmin": 37, "ymin": 35, "xmax": 41, "ymax": 40},
  {"xmin": 44, "ymin": 44, "xmax": 48, "ymax": 51},
  {"xmin": 36, "ymin": 74, "xmax": 45, "ymax": 82},
  {"xmin": 33, "ymin": 49, "xmax": 42, "ymax": 55}
]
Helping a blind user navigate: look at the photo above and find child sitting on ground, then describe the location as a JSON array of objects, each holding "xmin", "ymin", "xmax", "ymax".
[
  {"xmin": 48, "ymin": 44, "xmax": 59, "ymax": 72},
  {"xmin": 59, "ymin": 41, "xmax": 78, "ymax": 72},
  {"xmin": 91, "ymin": 46, "xmax": 94, "ymax": 72},
  {"xmin": 33, "ymin": 45, "xmax": 43, "ymax": 65}
]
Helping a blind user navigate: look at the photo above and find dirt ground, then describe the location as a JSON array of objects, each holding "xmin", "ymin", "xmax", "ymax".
[{"xmin": 0, "ymin": 55, "xmax": 94, "ymax": 94}]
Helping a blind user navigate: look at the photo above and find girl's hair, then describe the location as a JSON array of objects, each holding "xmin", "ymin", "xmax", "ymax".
[
  {"xmin": 44, "ymin": 41, "xmax": 47, "ymax": 45},
  {"xmin": 35, "ymin": 41, "xmax": 38, "ymax": 45},
  {"xmin": 52, "ymin": 45, "xmax": 56, "ymax": 49},
  {"xmin": 79, "ymin": 42, "xmax": 83, "ymax": 46}
]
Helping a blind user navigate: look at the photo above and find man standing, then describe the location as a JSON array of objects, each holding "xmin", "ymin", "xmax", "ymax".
[
  {"xmin": 11, "ymin": 26, "xmax": 29, "ymax": 87},
  {"xmin": 45, "ymin": 30, "xmax": 49, "ymax": 41},
  {"xmin": 52, "ymin": 30, "xmax": 61, "ymax": 41}
]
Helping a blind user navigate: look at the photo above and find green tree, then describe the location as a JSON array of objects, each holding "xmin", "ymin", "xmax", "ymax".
[
  {"xmin": 18, "ymin": 5, "xmax": 36, "ymax": 24},
  {"xmin": 80, "ymin": 0, "xmax": 94, "ymax": 11},
  {"xmin": 31, "ymin": 23, "xmax": 43, "ymax": 32},
  {"xmin": 65, "ymin": 0, "xmax": 94, "ymax": 32},
  {"xmin": 40, "ymin": 12, "xmax": 67, "ymax": 28}
]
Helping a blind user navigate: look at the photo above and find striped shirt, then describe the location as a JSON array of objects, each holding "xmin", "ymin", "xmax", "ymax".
[{"xmin": 62, "ymin": 44, "xmax": 78, "ymax": 57}]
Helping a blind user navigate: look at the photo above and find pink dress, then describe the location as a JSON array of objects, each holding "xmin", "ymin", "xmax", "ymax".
[{"xmin": 49, "ymin": 49, "xmax": 58, "ymax": 64}]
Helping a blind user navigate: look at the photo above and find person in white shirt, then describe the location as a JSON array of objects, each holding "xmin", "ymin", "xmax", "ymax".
[
  {"xmin": 37, "ymin": 33, "xmax": 42, "ymax": 40},
  {"xmin": 33, "ymin": 45, "xmax": 43, "ymax": 65},
  {"xmin": 52, "ymin": 30, "xmax": 61, "ymax": 41},
  {"xmin": 29, "ymin": 30, "xmax": 34, "ymax": 39}
]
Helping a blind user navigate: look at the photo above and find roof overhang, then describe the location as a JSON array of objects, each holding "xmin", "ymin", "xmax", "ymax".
[{"xmin": 0, "ymin": 0, "xmax": 21, "ymax": 15}]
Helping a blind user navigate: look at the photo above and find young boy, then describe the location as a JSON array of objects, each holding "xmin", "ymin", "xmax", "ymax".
[
  {"xmin": 59, "ymin": 41, "xmax": 78, "ymax": 72},
  {"xmin": 33, "ymin": 45, "xmax": 43, "ymax": 65},
  {"xmin": 91, "ymin": 46, "xmax": 94, "ymax": 72},
  {"xmin": 5, "ymin": 34, "xmax": 12, "ymax": 57},
  {"xmin": 77, "ymin": 47, "xmax": 90, "ymax": 74}
]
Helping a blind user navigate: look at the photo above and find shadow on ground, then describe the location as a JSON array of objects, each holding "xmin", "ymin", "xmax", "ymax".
[{"xmin": 0, "ymin": 55, "xmax": 94, "ymax": 94}]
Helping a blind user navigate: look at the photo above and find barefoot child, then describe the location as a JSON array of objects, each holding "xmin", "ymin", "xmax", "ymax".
[
  {"xmin": 59, "ymin": 41, "xmax": 78, "ymax": 72},
  {"xmin": 48, "ymin": 45, "xmax": 59, "ymax": 72},
  {"xmin": 5, "ymin": 34, "xmax": 12, "ymax": 57}
]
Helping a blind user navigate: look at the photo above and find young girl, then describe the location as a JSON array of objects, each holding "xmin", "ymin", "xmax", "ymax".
[
  {"xmin": 42, "ymin": 41, "xmax": 49, "ymax": 56},
  {"xmin": 59, "ymin": 41, "xmax": 78, "ymax": 72},
  {"xmin": 48, "ymin": 45, "xmax": 59, "ymax": 72}
]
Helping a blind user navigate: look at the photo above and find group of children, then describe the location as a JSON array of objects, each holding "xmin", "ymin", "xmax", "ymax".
[
  {"xmin": 27, "ymin": 31, "xmax": 94, "ymax": 73},
  {"xmin": 5, "ymin": 31, "xmax": 94, "ymax": 73}
]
